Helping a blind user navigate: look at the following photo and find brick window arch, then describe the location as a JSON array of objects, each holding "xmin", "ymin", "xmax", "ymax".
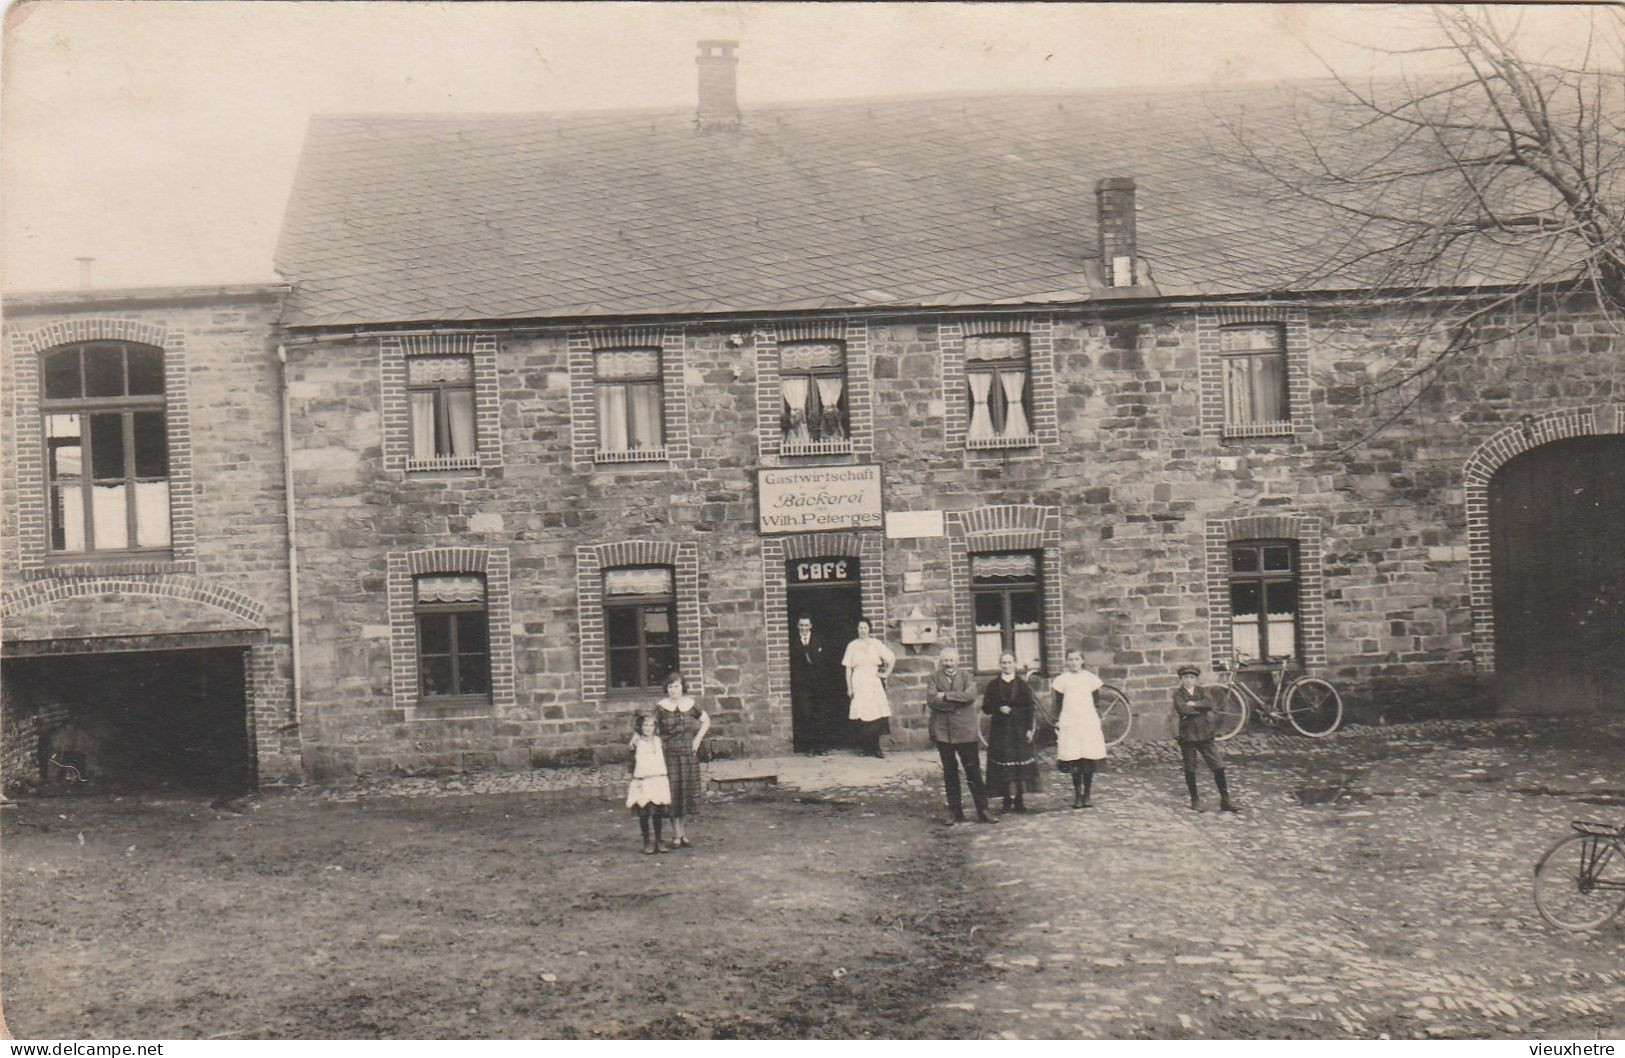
[
  {"xmin": 7, "ymin": 318, "xmax": 194, "ymax": 570},
  {"xmin": 945, "ymin": 505, "xmax": 1064, "ymax": 674},
  {"xmin": 1462, "ymin": 403, "xmax": 1625, "ymax": 672},
  {"xmin": 388, "ymin": 547, "xmax": 514, "ymax": 716},
  {"xmin": 1204, "ymin": 513, "xmax": 1326, "ymax": 670},
  {"xmin": 576, "ymin": 540, "xmax": 702, "ymax": 703}
]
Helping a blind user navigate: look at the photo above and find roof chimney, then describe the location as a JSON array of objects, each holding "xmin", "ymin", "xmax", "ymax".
[
  {"xmin": 1095, "ymin": 178, "xmax": 1137, "ymax": 287},
  {"xmin": 696, "ymin": 39, "xmax": 740, "ymax": 132}
]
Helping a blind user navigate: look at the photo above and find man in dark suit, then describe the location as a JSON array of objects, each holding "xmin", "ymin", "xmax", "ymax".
[{"xmin": 789, "ymin": 615, "xmax": 837, "ymax": 754}]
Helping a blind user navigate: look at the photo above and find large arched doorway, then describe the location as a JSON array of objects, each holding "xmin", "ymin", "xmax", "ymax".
[{"xmin": 1488, "ymin": 435, "xmax": 1625, "ymax": 713}]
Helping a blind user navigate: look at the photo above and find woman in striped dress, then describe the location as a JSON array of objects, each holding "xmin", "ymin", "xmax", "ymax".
[{"xmin": 655, "ymin": 672, "xmax": 710, "ymax": 849}]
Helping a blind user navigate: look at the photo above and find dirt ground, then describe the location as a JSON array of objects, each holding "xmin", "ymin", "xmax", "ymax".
[
  {"xmin": 1, "ymin": 786, "xmax": 989, "ymax": 1039},
  {"xmin": 3, "ymin": 715, "xmax": 1621, "ymax": 1040}
]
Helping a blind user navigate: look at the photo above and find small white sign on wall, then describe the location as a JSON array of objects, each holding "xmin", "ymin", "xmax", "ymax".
[{"xmin": 884, "ymin": 510, "xmax": 945, "ymax": 539}]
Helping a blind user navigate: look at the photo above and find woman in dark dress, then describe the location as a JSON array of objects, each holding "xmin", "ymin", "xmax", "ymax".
[
  {"xmin": 655, "ymin": 672, "xmax": 710, "ymax": 849},
  {"xmin": 982, "ymin": 651, "xmax": 1041, "ymax": 812}
]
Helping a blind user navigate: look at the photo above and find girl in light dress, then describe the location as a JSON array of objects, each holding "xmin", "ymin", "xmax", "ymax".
[
  {"xmin": 627, "ymin": 713, "xmax": 672, "ymax": 854},
  {"xmin": 1052, "ymin": 647, "xmax": 1108, "ymax": 809},
  {"xmin": 842, "ymin": 616, "xmax": 896, "ymax": 758}
]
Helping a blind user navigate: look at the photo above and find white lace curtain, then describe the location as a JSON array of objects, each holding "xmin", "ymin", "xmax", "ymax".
[
  {"xmin": 598, "ymin": 383, "xmax": 662, "ymax": 451},
  {"xmin": 967, "ymin": 371, "xmax": 996, "ymax": 440},
  {"xmin": 780, "ymin": 376, "xmax": 811, "ymax": 442},
  {"xmin": 605, "ymin": 567, "xmax": 673, "ymax": 597},
  {"xmin": 416, "ymin": 574, "xmax": 485, "ymax": 604},
  {"xmin": 1000, "ymin": 370, "xmax": 1030, "ymax": 436},
  {"xmin": 815, "ymin": 376, "xmax": 846, "ymax": 439}
]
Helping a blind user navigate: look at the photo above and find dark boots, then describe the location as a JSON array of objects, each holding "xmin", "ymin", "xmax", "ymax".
[
  {"xmin": 1215, "ymin": 769, "xmax": 1241, "ymax": 813},
  {"xmin": 1185, "ymin": 769, "xmax": 1201, "ymax": 811}
]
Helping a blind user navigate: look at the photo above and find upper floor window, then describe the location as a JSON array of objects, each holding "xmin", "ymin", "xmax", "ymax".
[
  {"xmin": 965, "ymin": 335, "xmax": 1034, "ymax": 448},
  {"xmin": 1220, "ymin": 325, "xmax": 1289, "ymax": 437},
  {"xmin": 779, "ymin": 340, "xmax": 849, "ymax": 453},
  {"xmin": 595, "ymin": 348, "xmax": 665, "ymax": 460},
  {"xmin": 42, "ymin": 342, "xmax": 169, "ymax": 553},
  {"xmin": 1229, "ymin": 540, "xmax": 1298, "ymax": 662},
  {"xmin": 407, "ymin": 355, "xmax": 477, "ymax": 466},
  {"xmin": 971, "ymin": 551, "xmax": 1044, "ymax": 673},
  {"xmin": 415, "ymin": 574, "xmax": 491, "ymax": 703},
  {"xmin": 604, "ymin": 566, "xmax": 678, "ymax": 691}
]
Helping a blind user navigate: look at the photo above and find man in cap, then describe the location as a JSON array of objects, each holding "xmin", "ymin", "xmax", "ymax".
[{"xmin": 1172, "ymin": 664, "xmax": 1240, "ymax": 813}]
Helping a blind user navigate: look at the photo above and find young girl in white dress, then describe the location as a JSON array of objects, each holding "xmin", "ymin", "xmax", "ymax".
[
  {"xmin": 627, "ymin": 713, "xmax": 673, "ymax": 854},
  {"xmin": 1052, "ymin": 648, "xmax": 1107, "ymax": 809}
]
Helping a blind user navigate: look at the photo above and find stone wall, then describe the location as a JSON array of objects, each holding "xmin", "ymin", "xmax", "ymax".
[
  {"xmin": 0, "ymin": 291, "xmax": 299, "ymax": 784},
  {"xmin": 285, "ymin": 297, "xmax": 1621, "ymax": 776}
]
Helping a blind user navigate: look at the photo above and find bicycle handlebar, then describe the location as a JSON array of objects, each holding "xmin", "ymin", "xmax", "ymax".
[{"xmin": 1571, "ymin": 819, "xmax": 1625, "ymax": 839}]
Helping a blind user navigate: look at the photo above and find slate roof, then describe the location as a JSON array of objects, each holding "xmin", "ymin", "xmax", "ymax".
[{"xmin": 272, "ymin": 82, "xmax": 1539, "ymax": 327}]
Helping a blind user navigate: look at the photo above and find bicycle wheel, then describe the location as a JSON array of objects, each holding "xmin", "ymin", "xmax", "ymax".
[
  {"xmin": 1096, "ymin": 686, "xmax": 1132, "ymax": 747},
  {"xmin": 1533, "ymin": 834, "xmax": 1625, "ymax": 931},
  {"xmin": 1211, "ymin": 685, "xmax": 1249, "ymax": 741},
  {"xmin": 1283, "ymin": 677, "xmax": 1342, "ymax": 737}
]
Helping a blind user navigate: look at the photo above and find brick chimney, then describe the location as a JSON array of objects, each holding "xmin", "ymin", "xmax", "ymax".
[
  {"xmin": 696, "ymin": 40, "xmax": 740, "ymax": 132},
  {"xmin": 1096, "ymin": 177, "xmax": 1138, "ymax": 287}
]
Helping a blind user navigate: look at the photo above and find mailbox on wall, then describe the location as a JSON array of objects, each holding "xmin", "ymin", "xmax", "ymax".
[{"xmin": 898, "ymin": 607, "xmax": 938, "ymax": 650}]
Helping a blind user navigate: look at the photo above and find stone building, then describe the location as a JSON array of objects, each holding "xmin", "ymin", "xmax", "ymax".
[
  {"xmin": 1, "ymin": 285, "xmax": 302, "ymax": 789},
  {"xmin": 4, "ymin": 44, "xmax": 1620, "ymax": 787}
]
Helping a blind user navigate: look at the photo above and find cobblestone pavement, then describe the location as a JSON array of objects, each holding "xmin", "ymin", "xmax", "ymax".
[
  {"xmin": 259, "ymin": 717, "xmax": 1621, "ymax": 1040},
  {"xmin": 931, "ymin": 718, "xmax": 1625, "ymax": 1040}
]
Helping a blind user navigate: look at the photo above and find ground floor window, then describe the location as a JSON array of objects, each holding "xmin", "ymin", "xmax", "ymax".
[
  {"xmin": 971, "ymin": 551, "xmax": 1044, "ymax": 673},
  {"xmin": 415, "ymin": 574, "xmax": 490, "ymax": 702},
  {"xmin": 604, "ymin": 566, "xmax": 678, "ymax": 691},
  {"xmin": 1229, "ymin": 540, "xmax": 1298, "ymax": 661}
]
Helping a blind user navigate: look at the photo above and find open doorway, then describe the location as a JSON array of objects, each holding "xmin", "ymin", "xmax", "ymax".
[
  {"xmin": 2, "ymin": 647, "xmax": 253, "ymax": 794},
  {"xmin": 785, "ymin": 556, "xmax": 863, "ymax": 753}
]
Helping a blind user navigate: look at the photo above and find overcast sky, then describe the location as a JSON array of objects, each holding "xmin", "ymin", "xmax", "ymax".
[{"xmin": 0, "ymin": 2, "xmax": 1600, "ymax": 293}]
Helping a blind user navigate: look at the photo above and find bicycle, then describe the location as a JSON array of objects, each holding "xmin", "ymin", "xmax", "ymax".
[
  {"xmin": 1533, "ymin": 819, "xmax": 1625, "ymax": 931},
  {"xmin": 1031, "ymin": 675, "xmax": 1134, "ymax": 747},
  {"xmin": 1209, "ymin": 655, "xmax": 1343, "ymax": 740}
]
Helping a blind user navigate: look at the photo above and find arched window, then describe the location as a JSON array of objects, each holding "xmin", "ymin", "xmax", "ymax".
[{"xmin": 41, "ymin": 342, "xmax": 169, "ymax": 553}]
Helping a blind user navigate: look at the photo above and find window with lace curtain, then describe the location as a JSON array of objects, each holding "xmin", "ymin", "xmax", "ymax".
[
  {"xmin": 964, "ymin": 335, "xmax": 1035, "ymax": 448},
  {"xmin": 604, "ymin": 566, "xmax": 679, "ymax": 691},
  {"xmin": 595, "ymin": 348, "xmax": 665, "ymax": 458},
  {"xmin": 414, "ymin": 574, "xmax": 490, "ymax": 702},
  {"xmin": 778, "ymin": 340, "xmax": 849, "ymax": 453},
  {"xmin": 407, "ymin": 355, "xmax": 477, "ymax": 466},
  {"xmin": 971, "ymin": 551, "xmax": 1045, "ymax": 673},
  {"xmin": 1220, "ymin": 325, "xmax": 1290, "ymax": 437},
  {"xmin": 1229, "ymin": 540, "xmax": 1299, "ymax": 662}
]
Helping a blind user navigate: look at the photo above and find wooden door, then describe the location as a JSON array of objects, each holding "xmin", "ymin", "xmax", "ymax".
[{"xmin": 1488, "ymin": 435, "xmax": 1625, "ymax": 713}]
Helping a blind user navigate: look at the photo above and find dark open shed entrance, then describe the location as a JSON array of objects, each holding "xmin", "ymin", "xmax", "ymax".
[
  {"xmin": 2, "ymin": 646, "xmax": 253, "ymax": 794},
  {"xmin": 1489, "ymin": 434, "xmax": 1625, "ymax": 714}
]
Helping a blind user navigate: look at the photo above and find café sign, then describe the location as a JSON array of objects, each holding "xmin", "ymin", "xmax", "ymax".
[{"xmin": 757, "ymin": 464, "xmax": 883, "ymax": 535}]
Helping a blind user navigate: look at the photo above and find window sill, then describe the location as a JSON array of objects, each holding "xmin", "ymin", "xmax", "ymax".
[
  {"xmin": 779, "ymin": 439, "xmax": 853, "ymax": 457},
  {"xmin": 605, "ymin": 689, "xmax": 667, "ymax": 703},
  {"xmin": 966, "ymin": 433, "xmax": 1040, "ymax": 451},
  {"xmin": 1222, "ymin": 421, "xmax": 1294, "ymax": 440},
  {"xmin": 594, "ymin": 447, "xmax": 668, "ymax": 464},
  {"xmin": 406, "ymin": 455, "xmax": 482, "ymax": 472},
  {"xmin": 34, "ymin": 554, "xmax": 188, "ymax": 578},
  {"xmin": 411, "ymin": 695, "xmax": 493, "ymax": 716}
]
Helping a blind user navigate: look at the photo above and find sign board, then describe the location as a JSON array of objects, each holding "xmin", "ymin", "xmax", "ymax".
[
  {"xmin": 885, "ymin": 510, "xmax": 945, "ymax": 539},
  {"xmin": 757, "ymin": 464, "xmax": 883, "ymax": 535},
  {"xmin": 787, "ymin": 557, "xmax": 859, "ymax": 585}
]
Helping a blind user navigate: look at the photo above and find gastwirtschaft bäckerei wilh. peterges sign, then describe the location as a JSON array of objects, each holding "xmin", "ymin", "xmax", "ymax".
[{"xmin": 757, "ymin": 464, "xmax": 883, "ymax": 534}]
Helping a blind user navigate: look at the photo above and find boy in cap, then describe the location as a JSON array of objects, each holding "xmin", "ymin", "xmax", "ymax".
[{"xmin": 1172, "ymin": 664, "xmax": 1240, "ymax": 813}]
